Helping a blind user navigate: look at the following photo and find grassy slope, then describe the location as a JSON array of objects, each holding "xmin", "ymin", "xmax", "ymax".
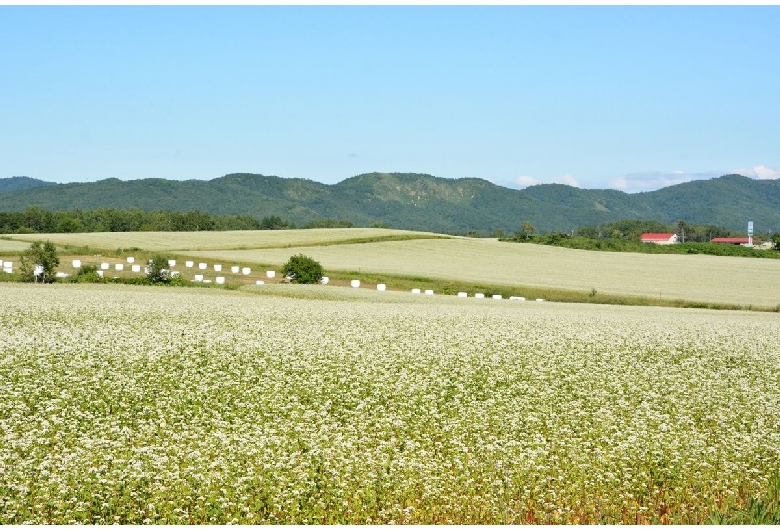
[{"xmin": 0, "ymin": 239, "xmax": 33, "ymax": 252}]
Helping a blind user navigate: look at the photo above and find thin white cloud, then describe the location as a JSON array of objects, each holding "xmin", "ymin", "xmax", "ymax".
[
  {"xmin": 518, "ymin": 165, "xmax": 780, "ymax": 193},
  {"xmin": 609, "ymin": 171, "xmax": 720, "ymax": 192},
  {"xmin": 732, "ymin": 164, "xmax": 780, "ymax": 180},
  {"xmin": 514, "ymin": 174, "xmax": 579, "ymax": 189},
  {"xmin": 553, "ymin": 174, "xmax": 579, "ymax": 187},
  {"xmin": 515, "ymin": 175, "xmax": 539, "ymax": 188}
]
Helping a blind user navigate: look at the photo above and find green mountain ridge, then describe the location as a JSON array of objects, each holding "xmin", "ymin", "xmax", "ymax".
[
  {"xmin": 0, "ymin": 176, "xmax": 57, "ymax": 193},
  {"xmin": 1, "ymin": 172, "xmax": 777, "ymax": 233}
]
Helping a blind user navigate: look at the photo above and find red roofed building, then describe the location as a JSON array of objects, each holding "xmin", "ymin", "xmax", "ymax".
[
  {"xmin": 641, "ymin": 233, "xmax": 678, "ymax": 245},
  {"xmin": 710, "ymin": 237, "xmax": 752, "ymax": 245}
]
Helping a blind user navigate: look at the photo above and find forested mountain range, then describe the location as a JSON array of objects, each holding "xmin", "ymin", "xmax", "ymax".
[
  {"xmin": 0, "ymin": 172, "xmax": 777, "ymax": 234},
  {"xmin": 0, "ymin": 176, "xmax": 57, "ymax": 193}
]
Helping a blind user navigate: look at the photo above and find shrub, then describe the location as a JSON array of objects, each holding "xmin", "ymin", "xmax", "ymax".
[
  {"xmin": 19, "ymin": 240, "xmax": 59, "ymax": 283},
  {"xmin": 72, "ymin": 264, "xmax": 104, "ymax": 283},
  {"xmin": 282, "ymin": 254, "xmax": 324, "ymax": 284},
  {"xmin": 146, "ymin": 255, "xmax": 170, "ymax": 284}
]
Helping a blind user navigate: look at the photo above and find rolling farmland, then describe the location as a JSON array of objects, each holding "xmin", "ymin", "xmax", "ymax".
[
  {"xmin": 5, "ymin": 229, "xmax": 780, "ymax": 307},
  {"xmin": 0, "ymin": 239, "xmax": 35, "ymax": 253},
  {"xmin": 3, "ymin": 228, "xmax": 448, "ymax": 252},
  {"xmin": 185, "ymin": 238, "xmax": 780, "ymax": 307},
  {"xmin": 1, "ymin": 282, "xmax": 779, "ymax": 523}
]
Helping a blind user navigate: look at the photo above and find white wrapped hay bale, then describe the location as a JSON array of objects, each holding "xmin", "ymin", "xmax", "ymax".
[
  {"xmin": 114, "ymin": 263, "xmax": 124, "ymax": 271},
  {"xmin": 255, "ymin": 280, "xmax": 265, "ymax": 285},
  {"xmin": 492, "ymin": 294, "xmax": 503, "ymax": 300},
  {"xmin": 475, "ymin": 293, "xmax": 485, "ymax": 299},
  {"xmin": 213, "ymin": 264, "xmax": 222, "ymax": 272},
  {"xmin": 185, "ymin": 261, "xmax": 194, "ymax": 268},
  {"xmin": 215, "ymin": 276, "xmax": 225, "ymax": 284},
  {"xmin": 350, "ymin": 280, "xmax": 361, "ymax": 288},
  {"xmin": 266, "ymin": 270, "xmax": 276, "ymax": 278},
  {"xmin": 242, "ymin": 267, "xmax": 251, "ymax": 275},
  {"xmin": 71, "ymin": 259, "xmax": 81, "ymax": 268},
  {"xmin": 377, "ymin": 283, "xmax": 386, "ymax": 291},
  {"xmin": 457, "ymin": 292, "xmax": 468, "ymax": 297},
  {"xmin": 231, "ymin": 266, "xmax": 240, "ymax": 273},
  {"xmin": 131, "ymin": 264, "xmax": 141, "ymax": 273},
  {"xmin": 411, "ymin": 288, "xmax": 421, "ymax": 294},
  {"xmin": 194, "ymin": 274, "xmax": 203, "ymax": 282},
  {"xmin": 168, "ymin": 260, "xmax": 176, "ymax": 267},
  {"xmin": 126, "ymin": 257, "xmax": 135, "ymax": 263},
  {"xmin": 101, "ymin": 263, "xmax": 109, "ymax": 270},
  {"xmin": 321, "ymin": 276, "xmax": 329, "ymax": 285},
  {"xmin": 536, "ymin": 298, "xmax": 545, "ymax": 302},
  {"xmin": 510, "ymin": 296, "xmax": 526, "ymax": 301},
  {"xmin": 198, "ymin": 263, "xmax": 207, "ymax": 270},
  {"xmin": 424, "ymin": 289, "xmax": 434, "ymax": 295}
]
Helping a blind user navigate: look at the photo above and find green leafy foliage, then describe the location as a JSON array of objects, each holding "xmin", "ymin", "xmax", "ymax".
[
  {"xmin": 710, "ymin": 473, "xmax": 780, "ymax": 524},
  {"xmin": 282, "ymin": 254, "xmax": 324, "ymax": 284},
  {"xmin": 0, "ymin": 206, "xmax": 297, "ymax": 234},
  {"xmin": 72, "ymin": 263, "xmax": 103, "ymax": 283},
  {"xmin": 18, "ymin": 240, "xmax": 59, "ymax": 283},
  {"xmin": 146, "ymin": 255, "xmax": 170, "ymax": 284},
  {"xmin": 302, "ymin": 218, "xmax": 355, "ymax": 229}
]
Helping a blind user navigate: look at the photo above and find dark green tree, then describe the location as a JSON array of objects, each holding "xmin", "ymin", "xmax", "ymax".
[
  {"xmin": 259, "ymin": 215, "xmax": 290, "ymax": 230},
  {"xmin": 514, "ymin": 220, "xmax": 536, "ymax": 241},
  {"xmin": 146, "ymin": 255, "xmax": 170, "ymax": 283},
  {"xmin": 19, "ymin": 240, "xmax": 59, "ymax": 283},
  {"xmin": 677, "ymin": 219, "xmax": 691, "ymax": 243},
  {"xmin": 282, "ymin": 254, "xmax": 324, "ymax": 284}
]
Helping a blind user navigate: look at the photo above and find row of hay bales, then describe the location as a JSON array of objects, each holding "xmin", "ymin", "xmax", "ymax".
[
  {"xmin": 63, "ymin": 256, "xmax": 281, "ymax": 285},
  {"xmin": 346, "ymin": 278, "xmax": 544, "ymax": 301},
  {"xmin": 10, "ymin": 255, "xmax": 545, "ymax": 302},
  {"xmin": 143, "ymin": 260, "xmax": 547, "ymax": 301}
]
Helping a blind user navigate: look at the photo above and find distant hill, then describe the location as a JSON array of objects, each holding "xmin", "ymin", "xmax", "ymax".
[
  {"xmin": 0, "ymin": 176, "xmax": 57, "ymax": 193},
  {"xmin": 0, "ymin": 172, "xmax": 777, "ymax": 233}
]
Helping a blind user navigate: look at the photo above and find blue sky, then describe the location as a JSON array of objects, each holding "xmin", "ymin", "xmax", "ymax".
[{"xmin": 1, "ymin": 5, "xmax": 778, "ymax": 192}]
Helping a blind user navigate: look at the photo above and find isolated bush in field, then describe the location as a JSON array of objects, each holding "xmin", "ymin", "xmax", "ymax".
[
  {"xmin": 19, "ymin": 240, "xmax": 59, "ymax": 283},
  {"xmin": 146, "ymin": 255, "xmax": 170, "ymax": 283},
  {"xmin": 282, "ymin": 254, "xmax": 323, "ymax": 284},
  {"xmin": 73, "ymin": 264, "xmax": 103, "ymax": 283}
]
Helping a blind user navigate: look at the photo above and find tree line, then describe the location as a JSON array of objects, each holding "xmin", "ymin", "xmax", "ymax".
[
  {"xmin": 0, "ymin": 206, "xmax": 358, "ymax": 234},
  {"xmin": 573, "ymin": 219, "xmax": 740, "ymax": 243},
  {"xmin": 501, "ymin": 218, "xmax": 780, "ymax": 258}
]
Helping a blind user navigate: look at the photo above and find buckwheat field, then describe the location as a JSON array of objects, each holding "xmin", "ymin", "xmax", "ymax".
[{"xmin": 1, "ymin": 282, "xmax": 779, "ymax": 523}]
